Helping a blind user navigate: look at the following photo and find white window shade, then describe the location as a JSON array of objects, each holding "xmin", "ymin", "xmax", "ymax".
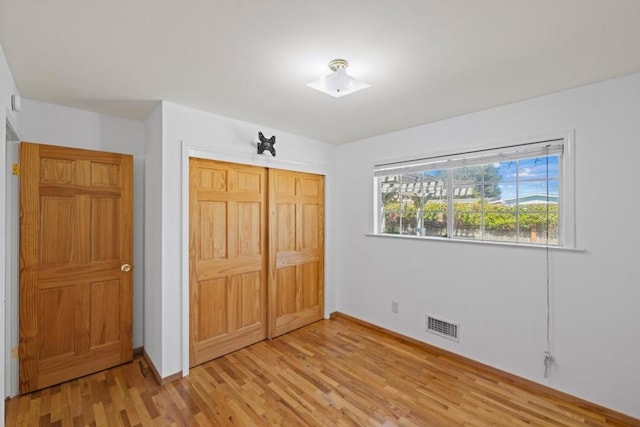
[{"xmin": 374, "ymin": 139, "xmax": 564, "ymax": 177}]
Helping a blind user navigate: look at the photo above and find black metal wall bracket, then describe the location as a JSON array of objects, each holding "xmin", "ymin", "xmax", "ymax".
[{"xmin": 257, "ymin": 132, "xmax": 276, "ymax": 157}]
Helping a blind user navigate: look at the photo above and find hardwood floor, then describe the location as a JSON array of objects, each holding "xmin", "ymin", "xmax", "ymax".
[{"xmin": 6, "ymin": 315, "xmax": 638, "ymax": 426}]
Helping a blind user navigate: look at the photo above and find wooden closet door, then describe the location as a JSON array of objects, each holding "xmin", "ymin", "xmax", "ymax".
[
  {"xmin": 269, "ymin": 170, "xmax": 324, "ymax": 338},
  {"xmin": 189, "ymin": 159, "xmax": 268, "ymax": 367},
  {"xmin": 19, "ymin": 142, "xmax": 133, "ymax": 393}
]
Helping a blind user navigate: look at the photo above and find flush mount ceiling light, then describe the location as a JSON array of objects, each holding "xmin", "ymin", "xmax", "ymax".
[{"xmin": 307, "ymin": 59, "xmax": 370, "ymax": 98}]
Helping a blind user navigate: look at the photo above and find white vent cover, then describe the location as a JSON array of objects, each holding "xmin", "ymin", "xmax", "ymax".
[{"xmin": 426, "ymin": 315, "xmax": 459, "ymax": 342}]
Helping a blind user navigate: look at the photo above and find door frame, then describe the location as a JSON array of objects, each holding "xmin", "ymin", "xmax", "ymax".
[
  {"xmin": 1, "ymin": 107, "xmax": 6, "ymax": 421},
  {"xmin": 3, "ymin": 112, "xmax": 20, "ymax": 403},
  {"xmin": 180, "ymin": 141, "xmax": 331, "ymax": 376}
]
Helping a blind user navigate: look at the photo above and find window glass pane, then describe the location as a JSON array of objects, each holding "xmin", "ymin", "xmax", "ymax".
[
  {"xmin": 483, "ymin": 211, "xmax": 517, "ymax": 242},
  {"xmin": 517, "ymin": 175, "xmax": 559, "ymax": 245},
  {"xmin": 423, "ymin": 170, "xmax": 447, "ymax": 237},
  {"xmin": 452, "ymin": 166, "xmax": 483, "ymax": 239},
  {"xmin": 486, "ymin": 161, "xmax": 515, "ymax": 210},
  {"xmin": 424, "ymin": 201, "xmax": 447, "ymax": 237},
  {"xmin": 400, "ymin": 174, "xmax": 422, "ymax": 235},
  {"xmin": 453, "ymin": 166, "xmax": 483, "ymax": 186},
  {"xmin": 517, "ymin": 178, "xmax": 558, "ymax": 204},
  {"xmin": 423, "ymin": 170, "xmax": 447, "ymax": 199},
  {"xmin": 453, "ymin": 200, "xmax": 482, "ymax": 239},
  {"xmin": 493, "ymin": 182, "xmax": 516, "ymax": 206},
  {"xmin": 491, "ymin": 160, "xmax": 517, "ymax": 179},
  {"xmin": 481, "ymin": 164, "xmax": 503, "ymax": 201},
  {"xmin": 518, "ymin": 198, "xmax": 559, "ymax": 245},
  {"xmin": 518, "ymin": 156, "xmax": 559, "ymax": 180},
  {"xmin": 380, "ymin": 175, "xmax": 401, "ymax": 234},
  {"xmin": 485, "ymin": 176, "xmax": 524, "ymax": 243}
]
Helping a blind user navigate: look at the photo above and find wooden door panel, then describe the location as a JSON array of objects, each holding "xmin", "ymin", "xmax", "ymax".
[
  {"xmin": 198, "ymin": 167, "xmax": 227, "ymax": 191},
  {"xmin": 275, "ymin": 267, "xmax": 297, "ymax": 317},
  {"xmin": 91, "ymin": 197, "xmax": 120, "ymax": 261},
  {"xmin": 89, "ymin": 279, "xmax": 121, "ymax": 347},
  {"xmin": 191, "ymin": 274, "xmax": 267, "ymax": 363},
  {"xmin": 39, "ymin": 196, "xmax": 76, "ymax": 265},
  {"xmin": 237, "ymin": 202, "xmax": 261, "ymax": 255},
  {"xmin": 275, "ymin": 174, "xmax": 296, "ymax": 195},
  {"xmin": 199, "ymin": 201, "xmax": 228, "ymax": 260},
  {"xmin": 196, "ymin": 273, "xmax": 263, "ymax": 336},
  {"xmin": 38, "ymin": 286, "xmax": 75, "ymax": 359},
  {"xmin": 302, "ymin": 204, "xmax": 320, "ymax": 249},
  {"xmin": 190, "ymin": 159, "xmax": 267, "ymax": 367},
  {"xmin": 90, "ymin": 161, "xmax": 120, "ymax": 186},
  {"xmin": 20, "ymin": 142, "xmax": 133, "ymax": 393},
  {"xmin": 300, "ymin": 177, "xmax": 320, "ymax": 197},
  {"xmin": 300, "ymin": 262, "xmax": 320, "ymax": 308},
  {"xmin": 235, "ymin": 272, "xmax": 263, "ymax": 329},
  {"xmin": 269, "ymin": 170, "xmax": 324, "ymax": 338},
  {"xmin": 236, "ymin": 171, "xmax": 261, "ymax": 193},
  {"xmin": 198, "ymin": 278, "xmax": 229, "ymax": 340},
  {"xmin": 40, "ymin": 158, "xmax": 74, "ymax": 183},
  {"xmin": 33, "ymin": 284, "xmax": 129, "ymax": 377},
  {"xmin": 277, "ymin": 204, "xmax": 296, "ymax": 251}
]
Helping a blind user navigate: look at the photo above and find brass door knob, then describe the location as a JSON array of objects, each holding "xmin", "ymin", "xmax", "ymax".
[{"xmin": 121, "ymin": 264, "xmax": 132, "ymax": 272}]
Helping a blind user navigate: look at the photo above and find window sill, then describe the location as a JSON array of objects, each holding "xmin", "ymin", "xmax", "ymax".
[{"xmin": 365, "ymin": 233, "xmax": 586, "ymax": 252}]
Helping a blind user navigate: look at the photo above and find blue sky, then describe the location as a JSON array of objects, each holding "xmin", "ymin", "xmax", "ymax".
[{"xmin": 494, "ymin": 155, "xmax": 558, "ymax": 200}]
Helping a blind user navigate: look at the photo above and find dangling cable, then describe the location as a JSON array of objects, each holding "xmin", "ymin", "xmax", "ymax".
[{"xmin": 543, "ymin": 147, "xmax": 553, "ymax": 378}]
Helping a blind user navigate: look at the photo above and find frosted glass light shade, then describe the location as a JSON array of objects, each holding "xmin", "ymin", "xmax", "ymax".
[{"xmin": 307, "ymin": 60, "xmax": 370, "ymax": 98}]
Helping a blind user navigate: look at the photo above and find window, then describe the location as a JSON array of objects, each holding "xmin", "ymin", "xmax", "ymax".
[{"xmin": 374, "ymin": 135, "xmax": 575, "ymax": 247}]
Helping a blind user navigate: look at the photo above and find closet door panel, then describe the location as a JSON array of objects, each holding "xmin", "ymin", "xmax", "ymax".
[
  {"xmin": 269, "ymin": 170, "xmax": 324, "ymax": 338},
  {"xmin": 189, "ymin": 159, "xmax": 267, "ymax": 367}
]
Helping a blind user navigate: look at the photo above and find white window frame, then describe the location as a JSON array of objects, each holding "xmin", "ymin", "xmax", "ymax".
[{"xmin": 372, "ymin": 131, "xmax": 576, "ymax": 248}]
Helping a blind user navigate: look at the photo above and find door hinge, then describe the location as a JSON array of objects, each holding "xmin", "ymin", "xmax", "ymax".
[
  {"xmin": 12, "ymin": 163, "xmax": 20, "ymax": 176},
  {"xmin": 12, "ymin": 346, "xmax": 19, "ymax": 359}
]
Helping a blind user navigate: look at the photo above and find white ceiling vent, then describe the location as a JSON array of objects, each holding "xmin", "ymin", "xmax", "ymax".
[{"xmin": 426, "ymin": 315, "xmax": 459, "ymax": 342}]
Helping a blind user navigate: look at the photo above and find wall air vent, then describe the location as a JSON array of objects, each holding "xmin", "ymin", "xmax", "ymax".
[{"xmin": 426, "ymin": 315, "xmax": 459, "ymax": 342}]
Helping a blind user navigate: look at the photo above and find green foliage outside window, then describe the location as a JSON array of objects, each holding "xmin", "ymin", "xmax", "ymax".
[{"xmin": 382, "ymin": 200, "xmax": 558, "ymax": 236}]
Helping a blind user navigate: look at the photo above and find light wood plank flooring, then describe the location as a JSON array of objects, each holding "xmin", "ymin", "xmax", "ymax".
[{"xmin": 5, "ymin": 315, "xmax": 638, "ymax": 426}]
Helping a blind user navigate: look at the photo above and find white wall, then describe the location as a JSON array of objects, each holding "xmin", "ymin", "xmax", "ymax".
[
  {"xmin": 335, "ymin": 72, "xmax": 640, "ymax": 418},
  {"xmin": 0, "ymin": 43, "xmax": 19, "ymax": 132},
  {"xmin": 18, "ymin": 99, "xmax": 146, "ymax": 353},
  {"xmin": 143, "ymin": 104, "xmax": 163, "ymax": 372},
  {"xmin": 148, "ymin": 101, "xmax": 337, "ymax": 377}
]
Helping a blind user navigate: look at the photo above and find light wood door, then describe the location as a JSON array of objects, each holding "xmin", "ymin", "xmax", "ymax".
[
  {"xmin": 269, "ymin": 170, "xmax": 324, "ymax": 338},
  {"xmin": 19, "ymin": 142, "xmax": 133, "ymax": 393},
  {"xmin": 189, "ymin": 158, "xmax": 268, "ymax": 367}
]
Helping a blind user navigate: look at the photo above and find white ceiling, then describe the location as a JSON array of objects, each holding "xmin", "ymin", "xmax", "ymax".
[{"xmin": 2, "ymin": 1, "xmax": 640, "ymax": 144}]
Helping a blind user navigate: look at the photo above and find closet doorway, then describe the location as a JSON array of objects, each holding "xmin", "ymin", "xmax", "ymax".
[{"xmin": 189, "ymin": 158, "xmax": 324, "ymax": 367}]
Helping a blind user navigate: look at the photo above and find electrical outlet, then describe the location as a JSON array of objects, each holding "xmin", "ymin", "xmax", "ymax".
[{"xmin": 391, "ymin": 301, "xmax": 399, "ymax": 314}]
